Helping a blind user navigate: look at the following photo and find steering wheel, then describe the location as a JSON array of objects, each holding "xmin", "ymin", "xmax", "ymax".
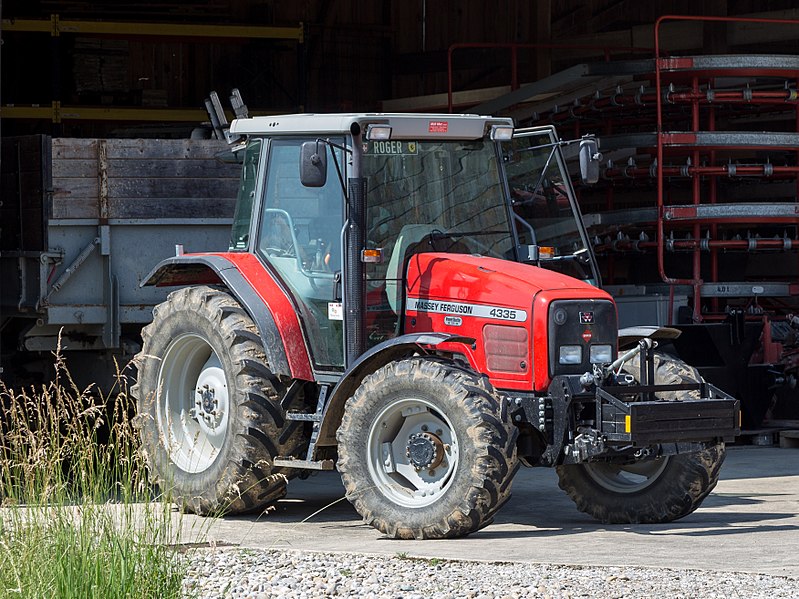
[{"xmin": 263, "ymin": 209, "xmax": 299, "ymax": 257}]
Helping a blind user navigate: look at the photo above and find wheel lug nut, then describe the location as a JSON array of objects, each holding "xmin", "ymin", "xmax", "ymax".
[{"xmin": 421, "ymin": 425, "xmax": 428, "ymax": 432}]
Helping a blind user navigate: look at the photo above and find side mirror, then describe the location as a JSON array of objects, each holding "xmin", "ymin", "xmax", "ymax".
[
  {"xmin": 300, "ymin": 141, "xmax": 327, "ymax": 187},
  {"xmin": 578, "ymin": 138, "xmax": 602, "ymax": 185}
]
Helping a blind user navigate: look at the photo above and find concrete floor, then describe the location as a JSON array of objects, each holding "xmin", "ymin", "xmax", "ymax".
[{"xmin": 190, "ymin": 446, "xmax": 799, "ymax": 577}]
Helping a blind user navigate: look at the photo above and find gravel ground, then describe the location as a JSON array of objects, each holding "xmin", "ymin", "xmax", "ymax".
[{"xmin": 182, "ymin": 548, "xmax": 798, "ymax": 599}]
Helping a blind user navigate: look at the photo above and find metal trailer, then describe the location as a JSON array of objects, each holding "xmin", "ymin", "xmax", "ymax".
[
  {"xmin": 0, "ymin": 135, "xmax": 239, "ymax": 388},
  {"xmin": 453, "ymin": 15, "xmax": 799, "ymax": 428}
]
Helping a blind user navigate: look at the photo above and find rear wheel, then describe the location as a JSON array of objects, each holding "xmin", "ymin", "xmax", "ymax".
[
  {"xmin": 132, "ymin": 285, "xmax": 307, "ymax": 515},
  {"xmin": 337, "ymin": 358, "xmax": 519, "ymax": 539},
  {"xmin": 556, "ymin": 351, "xmax": 726, "ymax": 524}
]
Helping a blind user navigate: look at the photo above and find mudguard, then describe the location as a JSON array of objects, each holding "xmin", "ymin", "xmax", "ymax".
[
  {"xmin": 618, "ymin": 325, "xmax": 682, "ymax": 351},
  {"xmin": 141, "ymin": 254, "xmax": 313, "ymax": 380},
  {"xmin": 313, "ymin": 332, "xmax": 476, "ymax": 449}
]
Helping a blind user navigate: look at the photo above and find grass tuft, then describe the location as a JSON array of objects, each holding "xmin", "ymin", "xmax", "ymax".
[{"xmin": 0, "ymin": 348, "xmax": 188, "ymax": 599}]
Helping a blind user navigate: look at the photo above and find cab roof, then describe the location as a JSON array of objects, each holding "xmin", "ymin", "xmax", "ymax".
[{"xmin": 228, "ymin": 112, "xmax": 514, "ymax": 140}]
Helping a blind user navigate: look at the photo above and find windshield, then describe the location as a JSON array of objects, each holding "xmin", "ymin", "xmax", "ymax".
[
  {"xmin": 504, "ymin": 129, "xmax": 596, "ymax": 283},
  {"xmin": 363, "ymin": 138, "xmax": 515, "ymax": 270},
  {"xmin": 360, "ymin": 138, "xmax": 515, "ymax": 346}
]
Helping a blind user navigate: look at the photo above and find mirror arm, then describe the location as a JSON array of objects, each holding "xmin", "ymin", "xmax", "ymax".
[
  {"xmin": 327, "ymin": 140, "xmax": 348, "ymax": 197},
  {"xmin": 312, "ymin": 138, "xmax": 351, "ymax": 197}
]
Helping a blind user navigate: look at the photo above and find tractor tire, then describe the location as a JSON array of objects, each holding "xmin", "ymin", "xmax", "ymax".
[
  {"xmin": 336, "ymin": 358, "xmax": 519, "ymax": 539},
  {"xmin": 556, "ymin": 351, "xmax": 726, "ymax": 524},
  {"xmin": 132, "ymin": 285, "xmax": 307, "ymax": 516}
]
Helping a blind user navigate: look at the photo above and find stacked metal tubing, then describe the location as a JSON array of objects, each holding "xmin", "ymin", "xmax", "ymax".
[{"xmin": 522, "ymin": 16, "xmax": 799, "ymax": 322}]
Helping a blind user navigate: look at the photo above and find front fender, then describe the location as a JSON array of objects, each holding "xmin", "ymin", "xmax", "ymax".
[
  {"xmin": 314, "ymin": 332, "xmax": 476, "ymax": 450},
  {"xmin": 141, "ymin": 254, "xmax": 304, "ymax": 379},
  {"xmin": 618, "ymin": 325, "xmax": 682, "ymax": 351}
]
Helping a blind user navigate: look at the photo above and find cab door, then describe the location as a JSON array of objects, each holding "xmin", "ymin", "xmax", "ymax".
[{"xmin": 256, "ymin": 138, "xmax": 346, "ymax": 370}]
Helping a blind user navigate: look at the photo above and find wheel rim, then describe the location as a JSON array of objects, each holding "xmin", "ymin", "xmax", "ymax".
[
  {"xmin": 157, "ymin": 333, "xmax": 230, "ymax": 474},
  {"xmin": 366, "ymin": 398, "xmax": 459, "ymax": 508},
  {"xmin": 583, "ymin": 457, "xmax": 670, "ymax": 494}
]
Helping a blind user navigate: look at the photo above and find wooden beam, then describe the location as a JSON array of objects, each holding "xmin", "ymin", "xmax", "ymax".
[
  {"xmin": 380, "ymin": 85, "xmax": 513, "ymax": 113},
  {"xmin": 1, "ymin": 15, "xmax": 304, "ymax": 41}
]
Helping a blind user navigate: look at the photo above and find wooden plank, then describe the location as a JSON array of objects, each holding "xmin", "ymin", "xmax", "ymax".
[
  {"xmin": 52, "ymin": 178, "xmax": 99, "ymax": 203},
  {"xmin": 104, "ymin": 139, "xmax": 229, "ymax": 160},
  {"xmin": 105, "ymin": 158, "xmax": 240, "ymax": 179},
  {"xmin": 107, "ymin": 178, "xmax": 236, "ymax": 200},
  {"xmin": 51, "ymin": 198, "xmax": 101, "ymax": 219},
  {"xmin": 51, "ymin": 159, "xmax": 99, "ymax": 179},
  {"xmin": 52, "ymin": 138, "xmax": 98, "ymax": 160},
  {"xmin": 108, "ymin": 197, "xmax": 236, "ymax": 219},
  {"xmin": 381, "ymin": 85, "xmax": 511, "ymax": 112},
  {"xmin": 50, "ymin": 141, "xmax": 237, "ymax": 178}
]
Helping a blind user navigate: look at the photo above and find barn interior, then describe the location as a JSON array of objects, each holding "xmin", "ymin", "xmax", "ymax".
[{"xmin": 2, "ymin": 1, "xmax": 799, "ymax": 431}]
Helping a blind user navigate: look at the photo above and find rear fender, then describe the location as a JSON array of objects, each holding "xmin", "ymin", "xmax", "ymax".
[
  {"xmin": 313, "ymin": 333, "xmax": 476, "ymax": 450},
  {"xmin": 141, "ymin": 254, "xmax": 310, "ymax": 379}
]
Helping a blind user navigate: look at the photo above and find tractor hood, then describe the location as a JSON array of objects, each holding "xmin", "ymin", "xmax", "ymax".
[
  {"xmin": 405, "ymin": 252, "xmax": 611, "ymax": 306},
  {"xmin": 404, "ymin": 252, "xmax": 616, "ymax": 391}
]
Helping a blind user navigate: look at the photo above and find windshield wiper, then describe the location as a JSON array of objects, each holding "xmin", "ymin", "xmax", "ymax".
[
  {"xmin": 540, "ymin": 247, "xmax": 591, "ymax": 264},
  {"xmin": 431, "ymin": 229, "xmax": 508, "ymax": 238}
]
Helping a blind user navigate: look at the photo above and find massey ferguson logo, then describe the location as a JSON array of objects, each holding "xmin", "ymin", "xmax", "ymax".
[{"xmin": 579, "ymin": 311, "xmax": 594, "ymax": 325}]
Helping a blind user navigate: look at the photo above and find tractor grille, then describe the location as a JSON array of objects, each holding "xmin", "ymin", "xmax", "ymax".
[{"xmin": 548, "ymin": 299, "xmax": 617, "ymax": 377}]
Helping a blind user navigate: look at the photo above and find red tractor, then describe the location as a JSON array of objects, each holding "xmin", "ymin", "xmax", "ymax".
[{"xmin": 133, "ymin": 111, "xmax": 739, "ymax": 539}]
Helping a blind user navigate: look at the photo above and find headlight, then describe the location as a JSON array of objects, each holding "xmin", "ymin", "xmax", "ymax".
[
  {"xmin": 589, "ymin": 344, "xmax": 613, "ymax": 364},
  {"xmin": 559, "ymin": 345, "xmax": 582, "ymax": 364}
]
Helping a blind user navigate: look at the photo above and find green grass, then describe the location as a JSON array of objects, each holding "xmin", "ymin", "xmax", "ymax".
[{"xmin": 0, "ymin": 351, "xmax": 188, "ymax": 599}]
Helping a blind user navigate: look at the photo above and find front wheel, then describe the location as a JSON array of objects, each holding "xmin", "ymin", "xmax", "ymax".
[
  {"xmin": 336, "ymin": 358, "xmax": 519, "ymax": 539},
  {"xmin": 556, "ymin": 352, "xmax": 726, "ymax": 524}
]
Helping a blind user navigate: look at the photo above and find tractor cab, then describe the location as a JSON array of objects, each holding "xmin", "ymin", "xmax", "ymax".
[{"xmin": 222, "ymin": 113, "xmax": 526, "ymax": 373}]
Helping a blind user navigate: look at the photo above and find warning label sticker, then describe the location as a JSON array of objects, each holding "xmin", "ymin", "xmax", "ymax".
[{"xmin": 428, "ymin": 120, "xmax": 449, "ymax": 133}]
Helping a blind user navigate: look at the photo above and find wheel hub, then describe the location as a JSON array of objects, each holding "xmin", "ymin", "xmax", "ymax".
[
  {"xmin": 406, "ymin": 431, "xmax": 445, "ymax": 470},
  {"xmin": 191, "ymin": 383, "xmax": 222, "ymax": 428}
]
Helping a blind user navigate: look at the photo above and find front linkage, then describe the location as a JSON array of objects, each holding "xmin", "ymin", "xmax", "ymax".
[{"xmin": 513, "ymin": 338, "xmax": 741, "ymax": 467}]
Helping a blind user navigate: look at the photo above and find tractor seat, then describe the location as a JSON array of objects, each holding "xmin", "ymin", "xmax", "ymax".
[{"xmin": 385, "ymin": 224, "xmax": 472, "ymax": 314}]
